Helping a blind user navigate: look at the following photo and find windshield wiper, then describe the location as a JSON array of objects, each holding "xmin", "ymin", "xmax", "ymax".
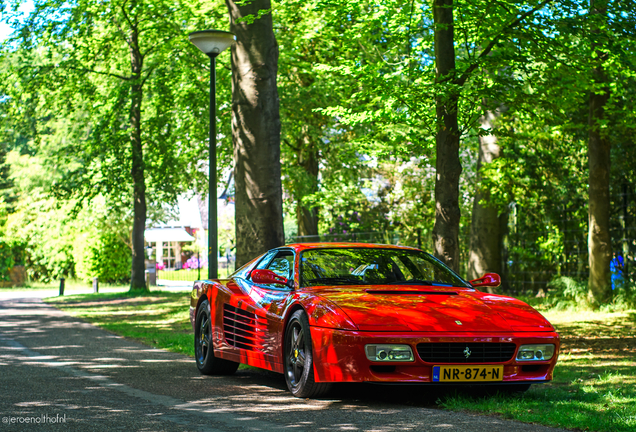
[{"xmin": 394, "ymin": 279, "xmax": 459, "ymax": 287}]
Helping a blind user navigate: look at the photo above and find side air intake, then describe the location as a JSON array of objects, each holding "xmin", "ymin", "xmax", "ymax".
[{"xmin": 223, "ymin": 304, "xmax": 265, "ymax": 351}]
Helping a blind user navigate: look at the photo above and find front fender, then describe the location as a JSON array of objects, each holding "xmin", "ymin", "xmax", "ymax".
[{"xmin": 302, "ymin": 295, "xmax": 358, "ymax": 331}]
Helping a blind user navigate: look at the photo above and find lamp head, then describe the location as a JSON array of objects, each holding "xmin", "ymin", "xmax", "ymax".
[{"xmin": 189, "ymin": 30, "xmax": 235, "ymax": 56}]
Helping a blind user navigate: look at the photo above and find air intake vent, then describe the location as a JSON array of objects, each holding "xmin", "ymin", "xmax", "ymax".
[
  {"xmin": 366, "ymin": 290, "xmax": 458, "ymax": 295},
  {"xmin": 223, "ymin": 304, "xmax": 264, "ymax": 351},
  {"xmin": 417, "ymin": 343, "xmax": 516, "ymax": 363}
]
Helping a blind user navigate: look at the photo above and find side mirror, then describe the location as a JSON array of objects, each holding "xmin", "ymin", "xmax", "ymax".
[
  {"xmin": 251, "ymin": 269, "xmax": 293, "ymax": 288},
  {"xmin": 470, "ymin": 273, "xmax": 501, "ymax": 288}
]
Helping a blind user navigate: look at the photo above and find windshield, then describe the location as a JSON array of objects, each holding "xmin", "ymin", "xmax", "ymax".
[{"xmin": 300, "ymin": 248, "xmax": 470, "ymax": 288}]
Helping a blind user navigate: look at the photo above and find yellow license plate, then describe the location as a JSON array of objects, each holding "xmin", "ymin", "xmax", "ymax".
[{"xmin": 432, "ymin": 365, "xmax": 503, "ymax": 382}]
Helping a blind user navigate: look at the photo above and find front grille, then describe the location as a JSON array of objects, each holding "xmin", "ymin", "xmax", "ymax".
[
  {"xmin": 223, "ymin": 304, "xmax": 263, "ymax": 351},
  {"xmin": 416, "ymin": 343, "xmax": 516, "ymax": 363}
]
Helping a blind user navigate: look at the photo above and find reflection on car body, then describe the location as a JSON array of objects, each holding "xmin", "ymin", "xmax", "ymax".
[{"xmin": 190, "ymin": 243, "xmax": 560, "ymax": 398}]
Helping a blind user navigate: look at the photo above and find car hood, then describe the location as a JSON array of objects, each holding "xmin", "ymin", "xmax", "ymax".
[{"xmin": 312, "ymin": 286, "xmax": 554, "ymax": 333}]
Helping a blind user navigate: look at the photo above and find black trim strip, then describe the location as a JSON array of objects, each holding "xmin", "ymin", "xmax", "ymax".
[{"xmin": 366, "ymin": 290, "xmax": 458, "ymax": 295}]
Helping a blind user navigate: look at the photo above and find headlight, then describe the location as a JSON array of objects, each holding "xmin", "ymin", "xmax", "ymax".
[
  {"xmin": 365, "ymin": 344, "xmax": 414, "ymax": 362},
  {"xmin": 516, "ymin": 344, "xmax": 555, "ymax": 361}
]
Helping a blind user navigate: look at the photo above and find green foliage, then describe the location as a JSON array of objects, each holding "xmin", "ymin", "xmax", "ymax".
[
  {"xmin": 4, "ymin": 0, "xmax": 223, "ymax": 204},
  {"xmin": 75, "ymin": 231, "xmax": 131, "ymax": 284},
  {"xmin": 1, "ymin": 0, "xmax": 635, "ymax": 299},
  {"xmin": 0, "ymin": 0, "xmax": 235, "ymax": 288},
  {"xmin": 547, "ymin": 276, "xmax": 589, "ymax": 305},
  {"xmin": 0, "ymin": 240, "xmax": 15, "ymax": 281},
  {"xmin": 6, "ymin": 196, "xmax": 78, "ymax": 282}
]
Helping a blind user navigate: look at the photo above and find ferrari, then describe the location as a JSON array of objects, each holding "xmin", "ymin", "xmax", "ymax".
[{"xmin": 189, "ymin": 243, "xmax": 559, "ymax": 398}]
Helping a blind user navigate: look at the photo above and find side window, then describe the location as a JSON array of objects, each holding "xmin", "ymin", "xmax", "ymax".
[
  {"xmin": 254, "ymin": 250, "xmax": 278, "ymax": 271},
  {"xmin": 267, "ymin": 251, "xmax": 294, "ymax": 279},
  {"xmin": 231, "ymin": 256, "xmax": 261, "ymax": 279},
  {"xmin": 233, "ymin": 251, "xmax": 277, "ymax": 280}
]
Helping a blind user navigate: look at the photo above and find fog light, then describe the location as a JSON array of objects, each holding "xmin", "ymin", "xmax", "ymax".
[
  {"xmin": 516, "ymin": 344, "xmax": 555, "ymax": 361},
  {"xmin": 365, "ymin": 344, "xmax": 414, "ymax": 362}
]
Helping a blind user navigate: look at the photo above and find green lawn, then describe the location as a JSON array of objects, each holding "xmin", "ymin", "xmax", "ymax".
[
  {"xmin": 441, "ymin": 309, "xmax": 636, "ymax": 432},
  {"xmin": 46, "ymin": 291, "xmax": 194, "ymax": 356},
  {"xmin": 44, "ymin": 292, "xmax": 636, "ymax": 431}
]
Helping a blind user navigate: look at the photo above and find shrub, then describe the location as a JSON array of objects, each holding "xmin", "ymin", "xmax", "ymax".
[
  {"xmin": 548, "ymin": 276, "xmax": 588, "ymax": 302},
  {"xmin": 75, "ymin": 231, "xmax": 131, "ymax": 284},
  {"xmin": 0, "ymin": 240, "xmax": 15, "ymax": 281}
]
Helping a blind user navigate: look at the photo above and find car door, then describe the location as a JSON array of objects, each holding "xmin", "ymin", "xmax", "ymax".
[{"xmin": 246, "ymin": 249, "xmax": 296, "ymax": 363}]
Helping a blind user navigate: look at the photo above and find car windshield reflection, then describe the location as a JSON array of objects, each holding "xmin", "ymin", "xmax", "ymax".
[{"xmin": 300, "ymin": 248, "xmax": 470, "ymax": 288}]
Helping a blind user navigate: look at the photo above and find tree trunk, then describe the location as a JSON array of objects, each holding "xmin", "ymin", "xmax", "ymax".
[
  {"xmin": 587, "ymin": 0, "xmax": 612, "ymax": 306},
  {"xmin": 129, "ymin": 25, "xmax": 147, "ymax": 291},
  {"xmin": 227, "ymin": 0, "xmax": 285, "ymax": 268},
  {"xmin": 499, "ymin": 208, "xmax": 511, "ymax": 291},
  {"xmin": 432, "ymin": 0, "xmax": 462, "ymax": 272},
  {"xmin": 468, "ymin": 109, "xmax": 502, "ymax": 287}
]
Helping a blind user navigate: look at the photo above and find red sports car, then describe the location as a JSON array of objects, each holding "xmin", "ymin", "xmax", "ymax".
[{"xmin": 189, "ymin": 243, "xmax": 559, "ymax": 398}]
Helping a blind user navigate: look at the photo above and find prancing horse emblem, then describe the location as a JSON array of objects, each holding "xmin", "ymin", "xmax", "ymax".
[{"xmin": 464, "ymin": 347, "xmax": 471, "ymax": 358}]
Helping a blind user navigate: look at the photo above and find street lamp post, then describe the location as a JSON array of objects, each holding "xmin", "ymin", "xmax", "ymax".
[{"xmin": 188, "ymin": 30, "xmax": 235, "ymax": 280}]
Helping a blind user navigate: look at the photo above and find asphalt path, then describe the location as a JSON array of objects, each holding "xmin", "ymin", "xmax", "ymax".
[{"xmin": 0, "ymin": 293, "xmax": 568, "ymax": 432}]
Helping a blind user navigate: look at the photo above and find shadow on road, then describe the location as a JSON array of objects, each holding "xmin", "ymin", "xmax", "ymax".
[{"xmin": 0, "ymin": 297, "xmax": 565, "ymax": 432}]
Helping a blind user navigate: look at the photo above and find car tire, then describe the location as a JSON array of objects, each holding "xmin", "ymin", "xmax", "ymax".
[
  {"xmin": 284, "ymin": 309, "xmax": 332, "ymax": 398},
  {"xmin": 194, "ymin": 300, "xmax": 239, "ymax": 375}
]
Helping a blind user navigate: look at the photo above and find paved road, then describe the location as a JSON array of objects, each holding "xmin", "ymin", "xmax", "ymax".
[{"xmin": 0, "ymin": 295, "xmax": 567, "ymax": 432}]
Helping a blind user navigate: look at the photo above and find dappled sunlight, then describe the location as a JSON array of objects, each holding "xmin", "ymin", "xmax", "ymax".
[
  {"xmin": 3, "ymin": 295, "xmax": 600, "ymax": 431},
  {"xmin": 436, "ymin": 308, "xmax": 636, "ymax": 431},
  {"xmin": 544, "ymin": 309, "xmax": 636, "ymax": 325},
  {"xmin": 26, "ymin": 345, "xmax": 85, "ymax": 350}
]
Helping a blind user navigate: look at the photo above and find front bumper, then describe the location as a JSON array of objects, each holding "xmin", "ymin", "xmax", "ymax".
[{"xmin": 310, "ymin": 327, "xmax": 560, "ymax": 383}]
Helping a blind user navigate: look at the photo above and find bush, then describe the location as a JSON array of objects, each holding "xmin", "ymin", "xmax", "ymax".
[
  {"xmin": 10, "ymin": 240, "xmax": 26, "ymax": 266},
  {"xmin": 75, "ymin": 231, "xmax": 131, "ymax": 284},
  {"xmin": 0, "ymin": 240, "xmax": 15, "ymax": 281},
  {"xmin": 531, "ymin": 276, "xmax": 636, "ymax": 311},
  {"xmin": 548, "ymin": 276, "xmax": 588, "ymax": 302}
]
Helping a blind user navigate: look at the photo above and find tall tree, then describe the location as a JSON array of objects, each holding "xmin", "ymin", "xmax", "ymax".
[
  {"xmin": 468, "ymin": 108, "xmax": 502, "ymax": 282},
  {"xmin": 432, "ymin": 0, "xmax": 462, "ymax": 271},
  {"xmin": 226, "ymin": 0, "xmax": 284, "ymax": 267},
  {"xmin": 2, "ymin": 0, "xmax": 215, "ymax": 290},
  {"xmin": 587, "ymin": 0, "xmax": 612, "ymax": 305}
]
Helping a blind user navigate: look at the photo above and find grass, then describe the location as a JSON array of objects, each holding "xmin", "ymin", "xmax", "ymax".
[
  {"xmin": 45, "ymin": 291, "xmax": 194, "ymax": 356},
  {"xmin": 1, "ymin": 279, "xmax": 129, "ymax": 294},
  {"xmin": 44, "ymin": 291, "xmax": 636, "ymax": 431}
]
